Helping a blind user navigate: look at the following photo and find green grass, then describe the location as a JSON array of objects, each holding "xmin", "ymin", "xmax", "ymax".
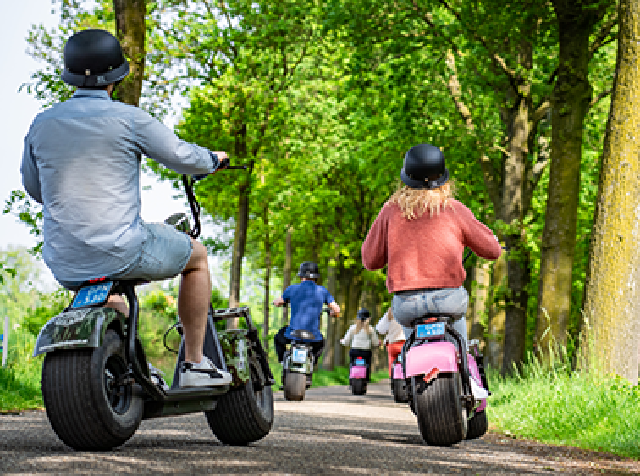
[
  {"xmin": 0, "ymin": 357, "xmax": 44, "ymax": 413},
  {"xmin": 487, "ymin": 364, "xmax": 640, "ymax": 459}
]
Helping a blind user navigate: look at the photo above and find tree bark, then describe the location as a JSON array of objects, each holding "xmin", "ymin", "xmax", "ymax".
[
  {"xmin": 582, "ymin": 0, "xmax": 640, "ymax": 385},
  {"xmin": 487, "ymin": 254, "xmax": 507, "ymax": 370},
  {"xmin": 282, "ymin": 228, "xmax": 292, "ymax": 326},
  {"xmin": 262, "ymin": 204, "xmax": 270, "ymax": 350},
  {"xmin": 113, "ymin": 0, "xmax": 146, "ymax": 107},
  {"xmin": 537, "ymin": 1, "xmax": 604, "ymax": 362}
]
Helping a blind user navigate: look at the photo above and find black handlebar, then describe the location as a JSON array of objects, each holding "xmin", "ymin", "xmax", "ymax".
[{"xmin": 181, "ymin": 161, "xmax": 250, "ymax": 239}]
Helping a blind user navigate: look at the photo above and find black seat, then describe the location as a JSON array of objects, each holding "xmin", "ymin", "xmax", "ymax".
[{"xmin": 290, "ymin": 329, "xmax": 315, "ymax": 341}]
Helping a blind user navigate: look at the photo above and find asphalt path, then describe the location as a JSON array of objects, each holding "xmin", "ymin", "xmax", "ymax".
[{"xmin": 1, "ymin": 381, "xmax": 638, "ymax": 475}]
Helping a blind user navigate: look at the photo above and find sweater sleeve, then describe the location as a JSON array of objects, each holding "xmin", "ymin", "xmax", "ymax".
[
  {"xmin": 341, "ymin": 325, "xmax": 354, "ymax": 346},
  {"xmin": 456, "ymin": 202, "xmax": 502, "ymax": 260},
  {"xmin": 361, "ymin": 204, "xmax": 389, "ymax": 270},
  {"xmin": 375, "ymin": 312, "xmax": 390, "ymax": 335}
]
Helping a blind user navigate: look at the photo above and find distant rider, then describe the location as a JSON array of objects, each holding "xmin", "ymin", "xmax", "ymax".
[
  {"xmin": 361, "ymin": 143, "xmax": 502, "ymax": 397},
  {"xmin": 273, "ymin": 261, "xmax": 341, "ymax": 365},
  {"xmin": 375, "ymin": 307, "xmax": 405, "ymax": 378},
  {"xmin": 20, "ymin": 29, "xmax": 231, "ymax": 388},
  {"xmin": 341, "ymin": 308, "xmax": 379, "ymax": 381}
]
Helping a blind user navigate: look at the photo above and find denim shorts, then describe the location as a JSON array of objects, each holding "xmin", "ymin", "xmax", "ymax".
[
  {"xmin": 58, "ymin": 222, "xmax": 193, "ymax": 289},
  {"xmin": 392, "ymin": 286, "xmax": 469, "ymax": 348}
]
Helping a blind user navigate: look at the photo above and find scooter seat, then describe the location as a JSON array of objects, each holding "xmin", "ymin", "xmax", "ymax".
[{"xmin": 290, "ymin": 329, "xmax": 316, "ymax": 340}]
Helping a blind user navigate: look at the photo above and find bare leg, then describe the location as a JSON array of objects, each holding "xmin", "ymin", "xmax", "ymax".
[
  {"xmin": 179, "ymin": 239, "xmax": 211, "ymax": 363},
  {"xmin": 106, "ymin": 294, "xmax": 129, "ymax": 316}
]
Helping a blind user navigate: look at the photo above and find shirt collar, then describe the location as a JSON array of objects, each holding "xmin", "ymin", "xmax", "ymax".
[{"xmin": 72, "ymin": 89, "xmax": 111, "ymax": 100}]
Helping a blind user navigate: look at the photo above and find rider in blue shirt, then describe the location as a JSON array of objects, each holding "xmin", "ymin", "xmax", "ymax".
[{"xmin": 273, "ymin": 261, "xmax": 341, "ymax": 364}]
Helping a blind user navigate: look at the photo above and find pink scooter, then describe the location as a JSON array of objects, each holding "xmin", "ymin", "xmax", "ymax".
[
  {"xmin": 349, "ymin": 356, "xmax": 368, "ymax": 395},
  {"xmin": 391, "ymin": 354, "xmax": 409, "ymax": 403},
  {"xmin": 401, "ymin": 314, "xmax": 489, "ymax": 446}
]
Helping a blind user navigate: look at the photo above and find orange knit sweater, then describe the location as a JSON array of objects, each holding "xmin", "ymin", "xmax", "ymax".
[{"xmin": 361, "ymin": 199, "xmax": 502, "ymax": 293}]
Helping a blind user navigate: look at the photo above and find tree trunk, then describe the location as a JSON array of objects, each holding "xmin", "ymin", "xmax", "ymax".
[
  {"xmin": 486, "ymin": 254, "xmax": 507, "ymax": 370},
  {"xmin": 467, "ymin": 261, "xmax": 491, "ymax": 347},
  {"xmin": 262, "ymin": 205, "xmax": 270, "ymax": 350},
  {"xmin": 282, "ymin": 228, "xmax": 292, "ymax": 326},
  {"xmin": 113, "ymin": 0, "xmax": 146, "ymax": 106},
  {"xmin": 582, "ymin": 0, "xmax": 640, "ymax": 385},
  {"xmin": 537, "ymin": 1, "xmax": 603, "ymax": 362},
  {"xmin": 228, "ymin": 181, "xmax": 249, "ymax": 328},
  {"xmin": 323, "ymin": 240, "xmax": 338, "ymax": 370}
]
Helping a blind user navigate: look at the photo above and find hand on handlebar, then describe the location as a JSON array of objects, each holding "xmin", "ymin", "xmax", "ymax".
[{"xmin": 192, "ymin": 152, "xmax": 229, "ymax": 181}]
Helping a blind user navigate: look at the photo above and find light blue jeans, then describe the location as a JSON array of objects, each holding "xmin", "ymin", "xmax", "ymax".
[
  {"xmin": 58, "ymin": 222, "xmax": 192, "ymax": 289},
  {"xmin": 392, "ymin": 286, "xmax": 469, "ymax": 351}
]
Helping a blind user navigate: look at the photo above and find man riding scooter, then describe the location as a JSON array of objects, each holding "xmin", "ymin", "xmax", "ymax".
[{"xmin": 273, "ymin": 261, "xmax": 341, "ymax": 375}]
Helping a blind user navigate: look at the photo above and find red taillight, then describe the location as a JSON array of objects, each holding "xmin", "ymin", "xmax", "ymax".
[
  {"xmin": 425, "ymin": 317, "xmax": 437, "ymax": 323},
  {"xmin": 423, "ymin": 368, "xmax": 439, "ymax": 383},
  {"xmin": 88, "ymin": 276, "xmax": 107, "ymax": 283}
]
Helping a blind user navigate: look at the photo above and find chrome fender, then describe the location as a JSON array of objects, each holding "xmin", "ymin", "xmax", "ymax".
[{"xmin": 33, "ymin": 307, "xmax": 125, "ymax": 356}]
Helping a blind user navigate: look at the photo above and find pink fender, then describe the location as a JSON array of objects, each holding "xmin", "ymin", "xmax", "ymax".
[
  {"xmin": 405, "ymin": 341, "xmax": 458, "ymax": 377},
  {"xmin": 350, "ymin": 365, "xmax": 367, "ymax": 379},
  {"xmin": 392, "ymin": 362, "xmax": 404, "ymax": 379}
]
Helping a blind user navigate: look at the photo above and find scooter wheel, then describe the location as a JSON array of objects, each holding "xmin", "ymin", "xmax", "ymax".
[
  {"xmin": 351, "ymin": 378, "xmax": 367, "ymax": 395},
  {"xmin": 413, "ymin": 373, "xmax": 467, "ymax": 446},
  {"xmin": 42, "ymin": 329, "xmax": 143, "ymax": 451},
  {"xmin": 283, "ymin": 371, "xmax": 306, "ymax": 401},
  {"xmin": 206, "ymin": 368, "xmax": 274, "ymax": 445},
  {"xmin": 466, "ymin": 408, "xmax": 488, "ymax": 439}
]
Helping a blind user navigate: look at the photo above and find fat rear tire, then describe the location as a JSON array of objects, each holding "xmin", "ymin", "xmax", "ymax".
[
  {"xmin": 41, "ymin": 329, "xmax": 143, "ymax": 451},
  {"xmin": 206, "ymin": 372, "xmax": 274, "ymax": 445},
  {"xmin": 413, "ymin": 373, "xmax": 467, "ymax": 446},
  {"xmin": 351, "ymin": 378, "xmax": 367, "ymax": 395},
  {"xmin": 283, "ymin": 371, "xmax": 306, "ymax": 401},
  {"xmin": 466, "ymin": 409, "xmax": 488, "ymax": 440}
]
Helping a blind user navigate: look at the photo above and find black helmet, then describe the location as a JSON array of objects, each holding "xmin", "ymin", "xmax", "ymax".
[
  {"xmin": 297, "ymin": 261, "xmax": 320, "ymax": 280},
  {"xmin": 400, "ymin": 143, "xmax": 449, "ymax": 189},
  {"xmin": 356, "ymin": 308, "xmax": 370, "ymax": 321},
  {"xmin": 62, "ymin": 29, "xmax": 129, "ymax": 88}
]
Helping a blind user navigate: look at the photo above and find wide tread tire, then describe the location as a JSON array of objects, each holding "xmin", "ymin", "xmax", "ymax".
[
  {"xmin": 206, "ymin": 376, "xmax": 274, "ymax": 445},
  {"xmin": 283, "ymin": 371, "xmax": 306, "ymax": 401},
  {"xmin": 41, "ymin": 330, "xmax": 143, "ymax": 451},
  {"xmin": 393, "ymin": 379, "xmax": 409, "ymax": 403},
  {"xmin": 351, "ymin": 379, "xmax": 367, "ymax": 395},
  {"xmin": 466, "ymin": 409, "xmax": 488, "ymax": 440},
  {"xmin": 414, "ymin": 373, "xmax": 467, "ymax": 446}
]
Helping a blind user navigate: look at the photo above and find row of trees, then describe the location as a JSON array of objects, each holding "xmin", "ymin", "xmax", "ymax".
[{"xmin": 9, "ymin": 0, "xmax": 639, "ymax": 382}]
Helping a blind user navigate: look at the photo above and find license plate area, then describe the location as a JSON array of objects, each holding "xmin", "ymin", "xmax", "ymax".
[
  {"xmin": 415, "ymin": 322, "xmax": 445, "ymax": 339},
  {"xmin": 292, "ymin": 347, "xmax": 308, "ymax": 364},
  {"xmin": 72, "ymin": 281, "xmax": 114, "ymax": 308},
  {"xmin": 355, "ymin": 357, "xmax": 366, "ymax": 366}
]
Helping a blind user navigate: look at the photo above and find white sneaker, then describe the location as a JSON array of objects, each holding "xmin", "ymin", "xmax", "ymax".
[
  {"xmin": 179, "ymin": 356, "xmax": 232, "ymax": 388},
  {"xmin": 470, "ymin": 376, "xmax": 490, "ymax": 400}
]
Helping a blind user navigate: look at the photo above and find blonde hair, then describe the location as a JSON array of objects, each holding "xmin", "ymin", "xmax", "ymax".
[
  {"xmin": 355, "ymin": 318, "xmax": 372, "ymax": 335},
  {"xmin": 389, "ymin": 182, "xmax": 455, "ymax": 220}
]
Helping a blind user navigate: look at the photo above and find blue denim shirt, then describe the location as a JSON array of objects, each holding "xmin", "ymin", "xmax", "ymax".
[
  {"xmin": 283, "ymin": 280, "xmax": 334, "ymax": 341},
  {"xmin": 21, "ymin": 89, "xmax": 216, "ymax": 283}
]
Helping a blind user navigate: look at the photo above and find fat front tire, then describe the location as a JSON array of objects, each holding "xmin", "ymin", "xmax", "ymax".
[
  {"xmin": 392, "ymin": 379, "xmax": 409, "ymax": 403},
  {"xmin": 283, "ymin": 371, "xmax": 306, "ymax": 401},
  {"xmin": 466, "ymin": 409, "xmax": 488, "ymax": 440},
  {"xmin": 206, "ymin": 375, "xmax": 274, "ymax": 445},
  {"xmin": 413, "ymin": 373, "xmax": 467, "ymax": 446},
  {"xmin": 41, "ymin": 329, "xmax": 143, "ymax": 451},
  {"xmin": 351, "ymin": 378, "xmax": 367, "ymax": 395}
]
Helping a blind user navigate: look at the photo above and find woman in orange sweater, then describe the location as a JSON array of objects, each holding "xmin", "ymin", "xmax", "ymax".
[{"xmin": 361, "ymin": 143, "xmax": 502, "ymax": 351}]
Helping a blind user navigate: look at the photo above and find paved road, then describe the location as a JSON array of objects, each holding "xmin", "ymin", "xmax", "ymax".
[{"xmin": 1, "ymin": 381, "xmax": 638, "ymax": 475}]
